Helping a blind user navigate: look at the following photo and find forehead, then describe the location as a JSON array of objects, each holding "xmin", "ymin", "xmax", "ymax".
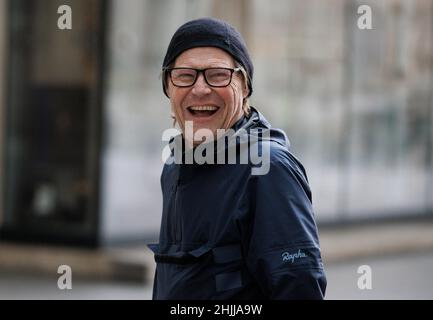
[{"xmin": 174, "ymin": 47, "xmax": 235, "ymax": 68}]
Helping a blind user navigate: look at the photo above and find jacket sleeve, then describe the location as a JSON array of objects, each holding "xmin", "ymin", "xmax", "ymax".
[{"xmin": 240, "ymin": 147, "xmax": 327, "ymax": 299}]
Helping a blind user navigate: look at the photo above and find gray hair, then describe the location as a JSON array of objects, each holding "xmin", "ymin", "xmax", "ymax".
[{"xmin": 235, "ymin": 63, "xmax": 251, "ymax": 117}]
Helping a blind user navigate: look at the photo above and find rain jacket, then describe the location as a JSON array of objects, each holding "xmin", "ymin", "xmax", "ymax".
[{"xmin": 148, "ymin": 106, "xmax": 327, "ymax": 299}]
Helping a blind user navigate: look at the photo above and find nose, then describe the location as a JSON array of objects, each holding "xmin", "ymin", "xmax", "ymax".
[{"xmin": 191, "ymin": 72, "xmax": 212, "ymax": 96}]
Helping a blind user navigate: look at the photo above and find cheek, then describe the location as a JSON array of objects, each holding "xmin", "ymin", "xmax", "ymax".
[
  {"xmin": 227, "ymin": 84, "xmax": 242, "ymax": 113},
  {"xmin": 169, "ymin": 89, "xmax": 185, "ymax": 109},
  {"xmin": 169, "ymin": 91, "xmax": 186, "ymax": 122}
]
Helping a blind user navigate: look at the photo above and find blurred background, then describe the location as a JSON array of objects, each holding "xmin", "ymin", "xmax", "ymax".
[{"xmin": 0, "ymin": 0, "xmax": 432, "ymax": 299}]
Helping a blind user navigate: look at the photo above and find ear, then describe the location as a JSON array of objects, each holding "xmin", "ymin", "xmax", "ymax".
[{"xmin": 239, "ymin": 70, "xmax": 250, "ymax": 99}]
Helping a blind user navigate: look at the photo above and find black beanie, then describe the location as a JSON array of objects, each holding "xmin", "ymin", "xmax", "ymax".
[{"xmin": 162, "ymin": 17, "xmax": 253, "ymax": 98}]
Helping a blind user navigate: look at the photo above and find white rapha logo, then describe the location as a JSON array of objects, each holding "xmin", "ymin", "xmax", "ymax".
[{"xmin": 161, "ymin": 121, "xmax": 273, "ymax": 176}]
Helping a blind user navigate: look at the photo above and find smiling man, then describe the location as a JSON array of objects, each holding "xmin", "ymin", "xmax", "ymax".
[
  {"xmin": 148, "ymin": 17, "xmax": 327, "ymax": 300},
  {"xmin": 166, "ymin": 47, "xmax": 245, "ymax": 145}
]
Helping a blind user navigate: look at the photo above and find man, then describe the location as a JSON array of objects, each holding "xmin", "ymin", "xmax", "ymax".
[{"xmin": 148, "ymin": 17, "xmax": 327, "ymax": 299}]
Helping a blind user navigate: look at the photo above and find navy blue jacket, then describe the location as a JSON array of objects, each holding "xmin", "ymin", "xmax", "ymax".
[{"xmin": 148, "ymin": 107, "xmax": 326, "ymax": 299}]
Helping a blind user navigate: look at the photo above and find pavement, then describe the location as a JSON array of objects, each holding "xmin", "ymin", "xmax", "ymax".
[
  {"xmin": 0, "ymin": 218, "xmax": 433, "ymax": 299},
  {"xmin": 0, "ymin": 271, "xmax": 153, "ymax": 300},
  {"xmin": 0, "ymin": 241, "xmax": 157, "ymax": 283},
  {"xmin": 325, "ymin": 251, "xmax": 433, "ymax": 299},
  {"xmin": 319, "ymin": 218, "xmax": 433, "ymax": 264}
]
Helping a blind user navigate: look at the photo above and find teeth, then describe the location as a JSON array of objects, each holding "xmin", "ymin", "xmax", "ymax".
[{"xmin": 189, "ymin": 106, "xmax": 218, "ymax": 111}]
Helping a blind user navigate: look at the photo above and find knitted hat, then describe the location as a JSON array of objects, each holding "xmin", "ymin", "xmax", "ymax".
[{"xmin": 162, "ymin": 17, "xmax": 253, "ymax": 98}]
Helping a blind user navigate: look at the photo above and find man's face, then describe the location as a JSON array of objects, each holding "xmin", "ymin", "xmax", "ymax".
[{"xmin": 166, "ymin": 47, "xmax": 247, "ymax": 146}]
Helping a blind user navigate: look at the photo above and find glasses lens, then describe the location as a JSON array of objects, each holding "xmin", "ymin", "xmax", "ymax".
[
  {"xmin": 171, "ymin": 69, "xmax": 197, "ymax": 86},
  {"xmin": 205, "ymin": 68, "xmax": 232, "ymax": 86}
]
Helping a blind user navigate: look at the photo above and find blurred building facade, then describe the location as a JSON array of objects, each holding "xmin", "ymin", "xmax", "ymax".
[{"xmin": 0, "ymin": 0, "xmax": 432, "ymax": 246}]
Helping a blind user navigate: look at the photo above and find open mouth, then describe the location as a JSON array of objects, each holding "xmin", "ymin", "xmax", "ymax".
[{"xmin": 187, "ymin": 106, "xmax": 219, "ymax": 118}]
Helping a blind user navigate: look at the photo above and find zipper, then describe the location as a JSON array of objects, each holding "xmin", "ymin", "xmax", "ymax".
[
  {"xmin": 172, "ymin": 172, "xmax": 182, "ymax": 242},
  {"xmin": 173, "ymin": 179, "xmax": 181, "ymax": 241}
]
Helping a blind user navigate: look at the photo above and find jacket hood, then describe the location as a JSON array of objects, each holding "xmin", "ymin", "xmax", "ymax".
[{"xmin": 235, "ymin": 106, "xmax": 290, "ymax": 150}]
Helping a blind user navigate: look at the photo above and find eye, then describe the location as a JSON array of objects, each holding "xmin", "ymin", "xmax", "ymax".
[
  {"xmin": 178, "ymin": 73, "xmax": 195, "ymax": 79},
  {"xmin": 206, "ymin": 69, "xmax": 231, "ymax": 82},
  {"xmin": 172, "ymin": 69, "xmax": 196, "ymax": 81}
]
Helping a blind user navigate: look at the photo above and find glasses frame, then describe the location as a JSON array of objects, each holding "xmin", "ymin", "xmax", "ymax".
[{"xmin": 164, "ymin": 67, "xmax": 242, "ymax": 88}]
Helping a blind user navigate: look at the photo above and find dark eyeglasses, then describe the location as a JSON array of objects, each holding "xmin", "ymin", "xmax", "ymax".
[{"xmin": 164, "ymin": 67, "xmax": 242, "ymax": 88}]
